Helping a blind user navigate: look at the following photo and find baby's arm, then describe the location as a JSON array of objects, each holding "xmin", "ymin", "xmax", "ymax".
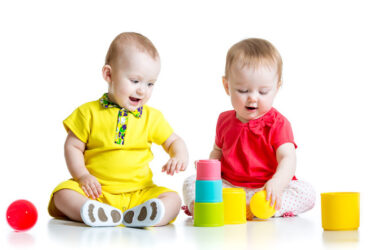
[
  {"xmin": 209, "ymin": 143, "xmax": 222, "ymax": 160},
  {"xmin": 264, "ymin": 142, "xmax": 296, "ymax": 210},
  {"xmin": 65, "ymin": 131, "xmax": 102, "ymax": 199},
  {"xmin": 161, "ymin": 133, "xmax": 188, "ymax": 175}
]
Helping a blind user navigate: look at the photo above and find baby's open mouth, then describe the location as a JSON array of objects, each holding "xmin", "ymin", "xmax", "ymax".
[
  {"xmin": 246, "ymin": 106, "xmax": 257, "ymax": 110},
  {"xmin": 129, "ymin": 97, "xmax": 141, "ymax": 102}
]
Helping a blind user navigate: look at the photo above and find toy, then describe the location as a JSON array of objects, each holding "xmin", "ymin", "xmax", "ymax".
[
  {"xmin": 194, "ymin": 160, "xmax": 224, "ymax": 227},
  {"xmin": 195, "ymin": 179, "xmax": 222, "ymax": 203},
  {"xmin": 223, "ymin": 188, "xmax": 246, "ymax": 224},
  {"xmin": 6, "ymin": 200, "xmax": 38, "ymax": 231},
  {"xmin": 321, "ymin": 192, "xmax": 360, "ymax": 230},
  {"xmin": 195, "ymin": 159, "xmax": 221, "ymax": 180},
  {"xmin": 249, "ymin": 190, "xmax": 276, "ymax": 219}
]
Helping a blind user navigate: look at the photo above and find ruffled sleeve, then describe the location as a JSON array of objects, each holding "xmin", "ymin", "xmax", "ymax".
[{"xmin": 269, "ymin": 114, "xmax": 297, "ymax": 151}]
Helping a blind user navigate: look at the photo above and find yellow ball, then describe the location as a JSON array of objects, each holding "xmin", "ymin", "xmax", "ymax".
[{"xmin": 250, "ymin": 190, "xmax": 276, "ymax": 219}]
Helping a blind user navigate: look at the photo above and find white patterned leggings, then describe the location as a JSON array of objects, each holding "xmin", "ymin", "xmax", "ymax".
[{"xmin": 182, "ymin": 175, "xmax": 316, "ymax": 217}]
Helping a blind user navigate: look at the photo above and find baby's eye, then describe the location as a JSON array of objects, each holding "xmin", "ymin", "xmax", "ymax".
[
  {"xmin": 131, "ymin": 79, "xmax": 139, "ymax": 84},
  {"xmin": 147, "ymin": 83, "xmax": 154, "ymax": 87},
  {"xmin": 259, "ymin": 90, "xmax": 269, "ymax": 95},
  {"xmin": 237, "ymin": 89, "xmax": 248, "ymax": 94}
]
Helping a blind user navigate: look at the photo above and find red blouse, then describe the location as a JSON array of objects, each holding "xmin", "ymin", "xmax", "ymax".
[{"xmin": 215, "ymin": 108, "xmax": 297, "ymax": 189}]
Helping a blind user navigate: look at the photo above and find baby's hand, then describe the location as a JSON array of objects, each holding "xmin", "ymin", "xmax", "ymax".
[
  {"xmin": 162, "ymin": 157, "xmax": 187, "ymax": 176},
  {"xmin": 78, "ymin": 174, "xmax": 102, "ymax": 199},
  {"xmin": 264, "ymin": 177, "xmax": 284, "ymax": 211}
]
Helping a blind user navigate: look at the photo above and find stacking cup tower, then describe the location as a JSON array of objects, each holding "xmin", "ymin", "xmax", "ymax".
[{"xmin": 194, "ymin": 160, "xmax": 224, "ymax": 227}]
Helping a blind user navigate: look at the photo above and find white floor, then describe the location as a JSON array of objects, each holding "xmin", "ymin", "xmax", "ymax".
[{"xmin": 1, "ymin": 202, "xmax": 371, "ymax": 250}]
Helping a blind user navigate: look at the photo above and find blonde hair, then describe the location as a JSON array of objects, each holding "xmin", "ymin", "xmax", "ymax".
[
  {"xmin": 105, "ymin": 32, "xmax": 159, "ymax": 65},
  {"xmin": 225, "ymin": 38, "xmax": 283, "ymax": 86}
]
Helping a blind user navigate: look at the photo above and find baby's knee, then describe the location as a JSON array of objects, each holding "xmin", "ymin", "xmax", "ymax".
[
  {"xmin": 170, "ymin": 192, "xmax": 182, "ymax": 206},
  {"xmin": 159, "ymin": 191, "xmax": 182, "ymax": 207},
  {"xmin": 291, "ymin": 180, "xmax": 316, "ymax": 210},
  {"xmin": 53, "ymin": 189, "xmax": 87, "ymax": 210},
  {"xmin": 300, "ymin": 181, "xmax": 316, "ymax": 203},
  {"xmin": 157, "ymin": 192, "xmax": 182, "ymax": 223},
  {"xmin": 53, "ymin": 189, "xmax": 72, "ymax": 204}
]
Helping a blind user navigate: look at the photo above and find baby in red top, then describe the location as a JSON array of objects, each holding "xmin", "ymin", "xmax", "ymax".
[{"xmin": 183, "ymin": 38, "xmax": 315, "ymax": 218}]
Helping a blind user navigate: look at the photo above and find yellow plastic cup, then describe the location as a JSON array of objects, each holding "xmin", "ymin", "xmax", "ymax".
[
  {"xmin": 223, "ymin": 188, "xmax": 246, "ymax": 224},
  {"xmin": 194, "ymin": 202, "xmax": 224, "ymax": 227},
  {"xmin": 249, "ymin": 190, "xmax": 276, "ymax": 219},
  {"xmin": 321, "ymin": 192, "xmax": 360, "ymax": 231}
]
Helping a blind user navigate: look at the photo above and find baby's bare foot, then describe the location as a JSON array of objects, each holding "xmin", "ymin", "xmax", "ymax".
[
  {"xmin": 189, "ymin": 202, "xmax": 195, "ymax": 216},
  {"xmin": 182, "ymin": 201, "xmax": 195, "ymax": 216}
]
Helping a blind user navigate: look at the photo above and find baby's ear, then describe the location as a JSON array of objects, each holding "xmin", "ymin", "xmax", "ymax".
[
  {"xmin": 102, "ymin": 65, "xmax": 112, "ymax": 83},
  {"xmin": 222, "ymin": 76, "xmax": 230, "ymax": 95}
]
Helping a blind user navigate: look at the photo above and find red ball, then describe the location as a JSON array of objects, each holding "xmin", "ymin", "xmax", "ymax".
[{"xmin": 6, "ymin": 200, "xmax": 38, "ymax": 231}]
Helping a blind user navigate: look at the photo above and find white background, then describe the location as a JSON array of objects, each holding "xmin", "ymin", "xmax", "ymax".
[{"xmin": 0, "ymin": 0, "xmax": 374, "ymax": 249}]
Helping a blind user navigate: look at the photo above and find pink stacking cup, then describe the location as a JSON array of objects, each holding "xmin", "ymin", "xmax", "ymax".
[{"xmin": 196, "ymin": 160, "xmax": 221, "ymax": 180}]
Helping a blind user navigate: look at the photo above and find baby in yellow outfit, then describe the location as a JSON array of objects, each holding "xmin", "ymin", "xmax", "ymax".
[{"xmin": 48, "ymin": 32, "xmax": 189, "ymax": 227}]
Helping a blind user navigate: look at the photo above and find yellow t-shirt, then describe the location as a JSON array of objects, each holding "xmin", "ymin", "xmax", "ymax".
[{"xmin": 63, "ymin": 99, "xmax": 173, "ymax": 193}]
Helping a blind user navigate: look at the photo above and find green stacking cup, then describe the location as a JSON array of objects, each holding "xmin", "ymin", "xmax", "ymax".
[{"xmin": 194, "ymin": 202, "xmax": 224, "ymax": 227}]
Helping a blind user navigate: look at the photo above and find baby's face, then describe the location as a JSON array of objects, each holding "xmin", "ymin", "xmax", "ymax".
[
  {"xmin": 224, "ymin": 62, "xmax": 279, "ymax": 123},
  {"xmin": 107, "ymin": 46, "xmax": 161, "ymax": 111}
]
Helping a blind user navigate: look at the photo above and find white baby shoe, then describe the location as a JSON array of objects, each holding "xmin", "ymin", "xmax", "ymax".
[
  {"xmin": 122, "ymin": 198, "xmax": 165, "ymax": 228},
  {"xmin": 80, "ymin": 200, "xmax": 123, "ymax": 227}
]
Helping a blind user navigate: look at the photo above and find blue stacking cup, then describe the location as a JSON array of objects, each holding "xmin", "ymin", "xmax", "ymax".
[{"xmin": 195, "ymin": 180, "xmax": 223, "ymax": 203}]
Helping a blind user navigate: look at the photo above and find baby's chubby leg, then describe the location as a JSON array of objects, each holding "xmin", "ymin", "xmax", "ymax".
[
  {"xmin": 230, "ymin": 180, "xmax": 315, "ymax": 217},
  {"xmin": 53, "ymin": 189, "xmax": 88, "ymax": 222},
  {"xmin": 53, "ymin": 189, "xmax": 123, "ymax": 226},
  {"xmin": 273, "ymin": 180, "xmax": 316, "ymax": 217},
  {"xmin": 156, "ymin": 192, "xmax": 181, "ymax": 226}
]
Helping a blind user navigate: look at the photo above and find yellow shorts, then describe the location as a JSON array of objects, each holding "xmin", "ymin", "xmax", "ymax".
[{"xmin": 48, "ymin": 179, "xmax": 176, "ymax": 219}]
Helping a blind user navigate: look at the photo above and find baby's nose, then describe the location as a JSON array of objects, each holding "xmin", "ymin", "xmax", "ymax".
[
  {"xmin": 136, "ymin": 85, "xmax": 146, "ymax": 95},
  {"xmin": 247, "ymin": 93, "xmax": 257, "ymax": 102}
]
